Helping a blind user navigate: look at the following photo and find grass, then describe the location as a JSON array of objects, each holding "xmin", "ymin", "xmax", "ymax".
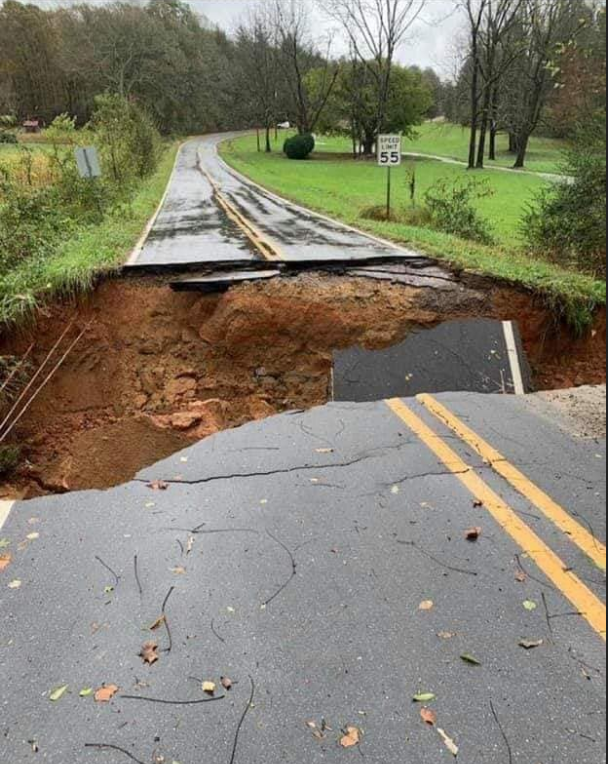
[
  {"xmin": 0, "ymin": 142, "xmax": 179, "ymax": 326},
  {"xmin": 221, "ymin": 133, "xmax": 605, "ymax": 331},
  {"xmin": 315, "ymin": 122, "xmax": 569, "ymax": 175}
]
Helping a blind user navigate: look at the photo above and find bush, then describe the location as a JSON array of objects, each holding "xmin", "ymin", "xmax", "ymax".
[
  {"xmin": 284, "ymin": 133, "xmax": 315, "ymax": 160},
  {"xmin": 0, "ymin": 445, "xmax": 20, "ymax": 476},
  {"xmin": 424, "ymin": 178, "xmax": 495, "ymax": 245},
  {"xmin": 524, "ymin": 115, "xmax": 606, "ymax": 278},
  {"xmin": 0, "ymin": 131, "xmax": 18, "ymax": 144}
]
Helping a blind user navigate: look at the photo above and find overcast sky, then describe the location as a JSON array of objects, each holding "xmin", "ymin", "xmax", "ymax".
[{"xmin": 31, "ymin": 0, "xmax": 466, "ymax": 77}]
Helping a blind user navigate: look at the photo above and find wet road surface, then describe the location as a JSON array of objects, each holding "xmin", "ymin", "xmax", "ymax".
[
  {"xmin": 129, "ymin": 134, "xmax": 423, "ymax": 268},
  {"xmin": 1, "ymin": 392, "xmax": 605, "ymax": 763}
]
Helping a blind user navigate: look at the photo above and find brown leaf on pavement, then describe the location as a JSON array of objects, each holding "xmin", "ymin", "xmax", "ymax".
[
  {"xmin": 95, "ymin": 684, "xmax": 119, "ymax": 703},
  {"xmin": 465, "ymin": 527, "xmax": 482, "ymax": 541},
  {"xmin": 149, "ymin": 615, "xmax": 166, "ymax": 631},
  {"xmin": 419, "ymin": 600, "xmax": 435, "ymax": 611},
  {"xmin": 421, "ymin": 708, "xmax": 437, "ymax": 726},
  {"xmin": 519, "ymin": 639, "xmax": 544, "ymax": 650},
  {"xmin": 140, "ymin": 641, "xmax": 159, "ymax": 665},
  {"xmin": 148, "ymin": 480, "xmax": 169, "ymax": 491},
  {"xmin": 0, "ymin": 554, "xmax": 11, "ymax": 572},
  {"xmin": 340, "ymin": 726, "xmax": 362, "ymax": 749},
  {"xmin": 515, "ymin": 571, "xmax": 528, "ymax": 583},
  {"xmin": 221, "ymin": 677, "xmax": 233, "ymax": 691}
]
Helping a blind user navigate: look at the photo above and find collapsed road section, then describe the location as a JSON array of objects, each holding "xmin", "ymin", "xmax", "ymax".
[{"xmin": 0, "ymin": 272, "xmax": 605, "ymax": 499}]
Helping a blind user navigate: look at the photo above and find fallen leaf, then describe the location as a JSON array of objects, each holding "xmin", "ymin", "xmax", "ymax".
[
  {"xmin": 523, "ymin": 600, "xmax": 538, "ymax": 612},
  {"xmin": 340, "ymin": 726, "xmax": 362, "ymax": 749},
  {"xmin": 202, "ymin": 681, "xmax": 217, "ymax": 696},
  {"xmin": 220, "ymin": 677, "xmax": 233, "ymax": 691},
  {"xmin": 148, "ymin": 480, "xmax": 169, "ymax": 491},
  {"xmin": 186, "ymin": 536, "xmax": 195, "ymax": 555},
  {"xmin": 438, "ymin": 728, "xmax": 459, "ymax": 757},
  {"xmin": 413, "ymin": 692, "xmax": 436, "ymax": 703},
  {"xmin": 515, "ymin": 571, "xmax": 527, "ymax": 583},
  {"xmin": 0, "ymin": 553, "xmax": 12, "ymax": 572},
  {"xmin": 149, "ymin": 615, "xmax": 166, "ymax": 631},
  {"xmin": 421, "ymin": 708, "xmax": 437, "ymax": 726},
  {"xmin": 461, "ymin": 654, "xmax": 482, "ymax": 666},
  {"xmin": 391, "ymin": 485, "xmax": 400, "ymax": 495},
  {"xmin": 26, "ymin": 532, "xmax": 40, "ymax": 541},
  {"xmin": 437, "ymin": 631, "xmax": 457, "ymax": 640},
  {"xmin": 419, "ymin": 600, "xmax": 434, "ymax": 611},
  {"xmin": 0, "ymin": 538, "xmax": 10, "ymax": 549},
  {"xmin": 95, "ymin": 684, "xmax": 119, "ymax": 703},
  {"xmin": 79, "ymin": 688, "xmax": 94, "ymax": 697},
  {"xmin": 519, "ymin": 639, "xmax": 544, "ymax": 650},
  {"xmin": 465, "ymin": 527, "xmax": 482, "ymax": 541},
  {"xmin": 140, "ymin": 641, "xmax": 159, "ymax": 666},
  {"xmin": 473, "ymin": 500, "xmax": 484, "ymax": 508},
  {"xmin": 8, "ymin": 579, "xmax": 21, "ymax": 589},
  {"xmin": 49, "ymin": 685, "xmax": 69, "ymax": 702},
  {"xmin": 171, "ymin": 566, "xmax": 186, "ymax": 576},
  {"xmin": 104, "ymin": 585, "xmax": 115, "ymax": 595},
  {"xmin": 316, "ymin": 448, "xmax": 334, "ymax": 454}
]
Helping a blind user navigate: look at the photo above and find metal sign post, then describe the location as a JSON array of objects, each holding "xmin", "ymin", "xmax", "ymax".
[{"xmin": 377, "ymin": 134, "xmax": 402, "ymax": 220}]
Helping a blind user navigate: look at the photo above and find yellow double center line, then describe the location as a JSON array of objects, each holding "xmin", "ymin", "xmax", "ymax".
[
  {"xmin": 387, "ymin": 397, "xmax": 607, "ymax": 641},
  {"xmin": 201, "ymin": 167, "xmax": 284, "ymax": 262}
]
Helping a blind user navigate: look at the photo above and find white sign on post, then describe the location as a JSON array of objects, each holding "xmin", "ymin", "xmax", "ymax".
[
  {"xmin": 377, "ymin": 134, "xmax": 402, "ymax": 167},
  {"xmin": 75, "ymin": 147, "xmax": 102, "ymax": 179}
]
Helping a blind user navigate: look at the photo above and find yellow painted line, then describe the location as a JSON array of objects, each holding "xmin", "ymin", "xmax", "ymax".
[
  {"xmin": 386, "ymin": 398, "xmax": 607, "ymax": 641},
  {"xmin": 201, "ymin": 167, "xmax": 284, "ymax": 262},
  {"xmin": 418, "ymin": 393, "xmax": 607, "ymax": 572}
]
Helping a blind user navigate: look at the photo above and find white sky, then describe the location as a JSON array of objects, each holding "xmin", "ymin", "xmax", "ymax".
[{"xmin": 27, "ymin": 0, "xmax": 466, "ymax": 78}]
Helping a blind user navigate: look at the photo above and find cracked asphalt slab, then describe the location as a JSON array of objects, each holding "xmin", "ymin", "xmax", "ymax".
[
  {"xmin": 0, "ymin": 394, "xmax": 605, "ymax": 763},
  {"xmin": 128, "ymin": 134, "xmax": 434, "ymax": 268}
]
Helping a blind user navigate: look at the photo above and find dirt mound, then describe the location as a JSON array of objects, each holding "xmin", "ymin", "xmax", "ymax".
[{"xmin": 0, "ymin": 272, "xmax": 605, "ymax": 498}]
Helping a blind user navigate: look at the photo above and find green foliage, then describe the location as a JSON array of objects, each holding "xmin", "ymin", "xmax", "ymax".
[
  {"xmin": 91, "ymin": 95, "xmax": 161, "ymax": 187},
  {"xmin": 524, "ymin": 114, "xmax": 607, "ymax": 278},
  {"xmin": 284, "ymin": 133, "xmax": 315, "ymax": 160},
  {"xmin": 0, "ymin": 444, "xmax": 20, "ymax": 475},
  {"xmin": 0, "ymin": 132, "xmax": 17, "ymax": 144},
  {"xmin": 424, "ymin": 178, "xmax": 496, "ymax": 245}
]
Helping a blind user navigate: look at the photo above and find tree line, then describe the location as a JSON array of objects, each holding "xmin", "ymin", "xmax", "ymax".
[{"xmin": 450, "ymin": 0, "xmax": 606, "ymax": 168}]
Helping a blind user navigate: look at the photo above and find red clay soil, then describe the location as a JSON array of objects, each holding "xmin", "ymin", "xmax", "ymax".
[{"xmin": 0, "ymin": 272, "xmax": 605, "ymax": 498}]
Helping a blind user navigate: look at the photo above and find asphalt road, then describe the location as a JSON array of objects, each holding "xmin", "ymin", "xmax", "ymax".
[
  {"xmin": 128, "ymin": 134, "xmax": 423, "ymax": 268},
  {"xmin": 1, "ymin": 392, "xmax": 605, "ymax": 763}
]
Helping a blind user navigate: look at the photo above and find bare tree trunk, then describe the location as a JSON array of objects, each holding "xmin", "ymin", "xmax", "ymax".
[
  {"xmin": 476, "ymin": 85, "xmax": 492, "ymax": 168},
  {"xmin": 469, "ymin": 61, "xmax": 480, "ymax": 169},
  {"xmin": 489, "ymin": 87, "xmax": 499, "ymax": 160},
  {"xmin": 265, "ymin": 122, "xmax": 272, "ymax": 153},
  {"xmin": 513, "ymin": 132, "xmax": 529, "ymax": 168}
]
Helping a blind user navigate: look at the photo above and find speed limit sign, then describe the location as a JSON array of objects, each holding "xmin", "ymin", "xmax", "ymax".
[{"xmin": 378, "ymin": 134, "xmax": 402, "ymax": 166}]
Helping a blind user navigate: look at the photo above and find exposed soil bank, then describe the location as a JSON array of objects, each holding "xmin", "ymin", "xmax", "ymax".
[{"xmin": 0, "ymin": 272, "xmax": 605, "ymax": 498}]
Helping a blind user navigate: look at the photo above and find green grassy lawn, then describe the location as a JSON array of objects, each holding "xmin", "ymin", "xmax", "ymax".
[
  {"xmin": 221, "ymin": 133, "xmax": 605, "ymax": 330},
  {"xmin": 313, "ymin": 122, "xmax": 568, "ymax": 175},
  {"xmin": 0, "ymin": 142, "xmax": 179, "ymax": 326}
]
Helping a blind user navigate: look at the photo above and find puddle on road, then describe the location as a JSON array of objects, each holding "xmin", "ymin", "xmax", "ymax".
[{"xmin": 0, "ymin": 272, "xmax": 604, "ymax": 498}]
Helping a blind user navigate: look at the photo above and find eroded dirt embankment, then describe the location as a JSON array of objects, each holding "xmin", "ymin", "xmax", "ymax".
[{"xmin": 0, "ymin": 272, "xmax": 605, "ymax": 498}]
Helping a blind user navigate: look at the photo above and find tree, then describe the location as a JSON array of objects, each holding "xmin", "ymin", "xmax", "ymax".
[
  {"xmin": 273, "ymin": 0, "xmax": 339, "ymax": 135},
  {"xmin": 313, "ymin": 60, "xmax": 433, "ymax": 154},
  {"xmin": 236, "ymin": 7, "xmax": 279, "ymax": 152},
  {"xmin": 325, "ymin": 0, "xmax": 427, "ymax": 146}
]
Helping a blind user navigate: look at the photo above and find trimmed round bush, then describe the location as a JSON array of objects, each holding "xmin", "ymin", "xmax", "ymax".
[{"xmin": 283, "ymin": 133, "xmax": 315, "ymax": 160}]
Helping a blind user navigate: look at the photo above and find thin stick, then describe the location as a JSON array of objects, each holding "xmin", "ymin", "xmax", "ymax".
[
  {"xmin": 0, "ymin": 343, "xmax": 34, "ymax": 395},
  {"xmin": 541, "ymin": 592, "xmax": 555, "ymax": 637},
  {"xmin": 264, "ymin": 531, "xmax": 297, "ymax": 607},
  {"xmin": 229, "ymin": 676, "xmax": 255, "ymax": 764},
  {"xmin": 84, "ymin": 743, "xmax": 146, "ymax": 764},
  {"xmin": 134, "ymin": 555, "xmax": 143, "ymax": 598},
  {"xmin": 0, "ymin": 322, "xmax": 89, "ymax": 443},
  {"xmin": 95, "ymin": 556, "xmax": 120, "ymax": 587},
  {"xmin": 120, "ymin": 694, "xmax": 225, "ymax": 706},
  {"xmin": 490, "ymin": 701, "xmax": 514, "ymax": 764},
  {"xmin": 161, "ymin": 586, "xmax": 175, "ymax": 653},
  {"xmin": 0, "ymin": 322, "xmax": 74, "ymax": 437},
  {"xmin": 398, "ymin": 540, "xmax": 478, "ymax": 577},
  {"xmin": 211, "ymin": 618, "xmax": 226, "ymax": 644}
]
